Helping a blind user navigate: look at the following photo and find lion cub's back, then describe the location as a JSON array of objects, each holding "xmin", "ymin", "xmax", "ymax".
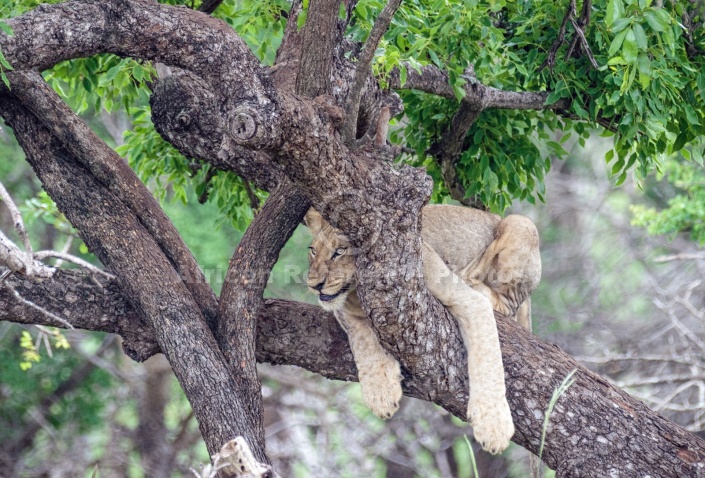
[{"xmin": 421, "ymin": 204, "xmax": 501, "ymax": 271}]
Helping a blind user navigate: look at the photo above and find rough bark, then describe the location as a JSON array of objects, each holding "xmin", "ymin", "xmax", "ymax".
[
  {"xmin": 342, "ymin": 0, "xmax": 402, "ymax": 143},
  {"xmin": 217, "ymin": 182, "xmax": 309, "ymax": 453},
  {"xmin": 9, "ymin": 71, "xmax": 219, "ymax": 329},
  {"xmin": 2, "ymin": 270, "xmax": 704, "ymax": 477},
  {"xmin": 295, "ymin": 0, "xmax": 341, "ymax": 97},
  {"xmin": 1, "ymin": 1, "xmax": 702, "ymax": 476},
  {"xmin": 0, "ymin": 92, "xmax": 264, "ymax": 461}
]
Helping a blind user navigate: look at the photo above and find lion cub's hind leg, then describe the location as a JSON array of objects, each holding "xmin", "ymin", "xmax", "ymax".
[
  {"xmin": 462, "ymin": 214, "xmax": 541, "ymax": 326},
  {"xmin": 422, "ymin": 242, "xmax": 514, "ymax": 454}
]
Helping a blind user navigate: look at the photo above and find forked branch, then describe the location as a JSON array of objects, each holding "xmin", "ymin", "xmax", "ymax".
[
  {"xmin": 541, "ymin": 0, "xmax": 598, "ymax": 71},
  {"xmin": 342, "ymin": 0, "xmax": 402, "ymax": 143}
]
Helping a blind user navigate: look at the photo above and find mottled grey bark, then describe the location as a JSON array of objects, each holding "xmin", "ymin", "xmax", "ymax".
[
  {"xmin": 217, "ymin": 182, "xmax": 309, "ymax": 454},
  {"xmin": 0, "ymin": 91, "xmax": 265, "ymax": 462},
  {"xmin": 2, "ymin": 271, "xmax": 704, "ymax": 477},
  {"xmin": 0, "ymin": 1, "xmax": 702, "ymax": 476},
  {"xmin": 295, "ymin": 0, "xmax": 341, "ymax": 97}
]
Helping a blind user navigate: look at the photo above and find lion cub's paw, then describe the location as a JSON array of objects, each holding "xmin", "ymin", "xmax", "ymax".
[
  {"xmin": 359, "ymin": 359, "xmax": 403, "ymax": 419},
  {"xmin": 467, "ymin": 396, "xmax": 515, "ymax": 455}
]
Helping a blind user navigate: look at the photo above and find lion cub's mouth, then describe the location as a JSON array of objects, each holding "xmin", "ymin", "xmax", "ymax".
[{"xmin": 317, "ymin": 283, "xmax": 352, "ymax": 302}]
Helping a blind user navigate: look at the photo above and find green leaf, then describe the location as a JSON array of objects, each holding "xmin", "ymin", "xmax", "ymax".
[
  {"xmin": 99, "ymin": 64, "xmax": 122, "ymax": 86},
  {"xmin": 0, "ymin": 49, "xmax": 13, "ymax": 71},
  {"xmin": 428, "ymin": 49, "xmax": 440, "ymax": 67},
  {"xmin": 615, "ymin": 170, "xmax": 628, "ymax": 186},
  {"xmin": 672, "ymin": 131, "xmax": 689, "ymax": 152},
  {"xmin": 632, "ymin": 23, "xmax": 647, "ymax": 50},
  {"xmin": 399, "ymin": 65, "xmax": 407, "ymax": 87},
  {"xmin": 0, "ymin": 21, "xmax": 13, "ymax": 36},
  {"xmin": 609, "ymin": 29, "xmax": 629, "ymax": 57},
  {"xmin": 637, "ymin": 53, "xmax": 651, "ymax": 88},
  {"xmin": 606, "ymin": 0, "xmax": 625, "ymax": 27},
  {"xmin": 622, "ymin": 29, "xmax": 638, "ymax": 64},
  {"xmin": 685, "ymin": 105, "xmax": 700, "ymax": 126},
  {"xmin": 698, "ymin": 73, "xmax": 705, "ymax": 99},
  {"xmin": 611, "ymin": 17, "xmax": 632, "ymax": 33},
  {"xmin": 608, "ymin": 56, "xmax": 627, "ymax": 66},
  {"xmin": 644, "ymin": 9, "xmax": 669, "ymax": 32}
]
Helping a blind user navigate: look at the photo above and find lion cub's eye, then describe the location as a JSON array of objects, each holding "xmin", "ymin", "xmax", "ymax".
[
  {"xmin": 332, "ymin": 247, "xmax": 347, "ymax": 259},
  {"xmin": 308, "ymin": 246, "xmax": 316, "ymax": 256}
]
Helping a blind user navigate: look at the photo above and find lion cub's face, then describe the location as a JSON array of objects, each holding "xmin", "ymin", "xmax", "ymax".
[{"xmin": 304, "ymin": 209, "xmax": 356, "ymax": 312}]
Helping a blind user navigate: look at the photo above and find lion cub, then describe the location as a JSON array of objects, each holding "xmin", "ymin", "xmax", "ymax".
[{"xmin": 305, "ymin": 205, "xmax": 541, "ymax": 454}]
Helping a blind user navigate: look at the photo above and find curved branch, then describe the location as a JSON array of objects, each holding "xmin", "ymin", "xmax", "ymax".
[
  {"xmin": 9, "ymin": 70, "xmax": 219, "ymax": 327},
  {"xmin": 0, "ymin": 89, "xmax": 264, "ymax": 460},
  {"xmin": 342, "ymin": 0, "xmax": 402, "ymax": 143},
  {"xmin": 2, "ymin": 270, "xmax": 704, "ymax": 476},
  {"xmin": 217, "ymin": 181, "xmax": 309, "ymax": 455},
  {"xmin": 3, "ymin": 0, "xmax": 270, "ymax": 101}
]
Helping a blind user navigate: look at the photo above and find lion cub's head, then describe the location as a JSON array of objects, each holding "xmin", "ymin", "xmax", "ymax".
[{"xmin": 304, "ymin": 209, "xmax": 356, "ymax": 311}]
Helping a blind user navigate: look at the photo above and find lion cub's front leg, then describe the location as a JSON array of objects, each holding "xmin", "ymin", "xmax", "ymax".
[{"xmin": 335, "ymin": 310, "xmax": 403, "ymax": 419}]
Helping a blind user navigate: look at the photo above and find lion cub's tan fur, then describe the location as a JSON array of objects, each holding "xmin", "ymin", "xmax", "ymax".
[{"xmin": 305, "ymin": 204, "xmax": 541, "ymax": 454}]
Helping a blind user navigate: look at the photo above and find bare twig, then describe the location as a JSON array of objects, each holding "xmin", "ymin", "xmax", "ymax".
[
  {"xmin": 0, "ymin": 180, "xmax": 32, "ymax": 254},
  {"xmin": 243, "ymin": 179, "xmax": 261, "ymax": 211},
  {"xmin": 670, "ymin": 0, "xmax": 704, "ymax": 59},
  {"xmin": 541, "ymin": 0, "xmax": 575, "ymax": 72},
  {"xmin": 388, "ymin": 62, "xmax": 571, "ymax": 110},
  {"xmin": 569, "ymin": 18, "xmax": 598, "ymax": 68},
  {"xmin": 52, "ymin": 235, "xmax": 74, "ymax": 268},
  {"xmin": 342, "ymin": 0, "xmax": 403, "ymax": 143},
  {"xmin": 541, "ymin": 0, "xmax": 598, "ymax": 71},
  {"xmin": 34, "ymin": 250, "xmax": 115, "ymax": 279},
  {"xmin": 1, "ymin": 228, "xmax": 54, "ymax": 278},
  {"xmin": 654, "ymin": 252, "xmax": 705, "ymax": 263}
]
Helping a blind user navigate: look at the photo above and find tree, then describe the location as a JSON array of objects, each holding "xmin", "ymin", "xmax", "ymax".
[{"xmin": 0, "ymin": 0, "xmax": 704, "ymax": 476}]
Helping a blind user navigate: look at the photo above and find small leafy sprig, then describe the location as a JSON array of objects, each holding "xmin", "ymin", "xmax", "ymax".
[{"xmin": 0, "ymin": 20, "xmax": 13, "ymax": 88}]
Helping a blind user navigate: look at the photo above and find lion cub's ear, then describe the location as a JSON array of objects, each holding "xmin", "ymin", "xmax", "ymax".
[{"xmin": 304, "ymin": 208, "xmax": 323, "ymax": 234}]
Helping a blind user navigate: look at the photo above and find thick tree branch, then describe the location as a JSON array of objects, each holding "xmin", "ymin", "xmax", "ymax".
[
  {"xmin": 342, "ymin": 0, "xmax": 402, "ymax": 143},
  {"xmin": 0, "ymin": 90, "xmax": 264, "ymax": 461},
  {"xmin": 270, "ymin": 0, "xmax": 304, "ymax": 93},
  {"xmin": 149, "ymin": 70, "xmax": 283, "ymax": 193},
  {"xmin": 2, "ymin": 271, "xmax": 704, "ymax": 476},
  {"xmin": 295, "ymin": 0, "xmax": 342, "ymax": 97},
  {"xmin": 217, "ymin": 181, "xmax": 309, "ymax": 455},
  {"xmin": 9, "ymin": 70, "xmax": 219, "ymax": 328}
]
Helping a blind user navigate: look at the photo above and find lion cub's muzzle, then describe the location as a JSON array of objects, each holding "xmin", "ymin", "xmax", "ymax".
[{"xmin": 309, "ymin": 282, "xmax": 349, "ymax": 301}]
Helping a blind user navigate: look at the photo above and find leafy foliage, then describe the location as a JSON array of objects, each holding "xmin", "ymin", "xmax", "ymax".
[
  {"xmin": 355, "ymin": 0, "xmax": 704, "ymax": 210},
  {"xmin": 631, "ymin": 140, "xmax": 705, "ymax": 244}
]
